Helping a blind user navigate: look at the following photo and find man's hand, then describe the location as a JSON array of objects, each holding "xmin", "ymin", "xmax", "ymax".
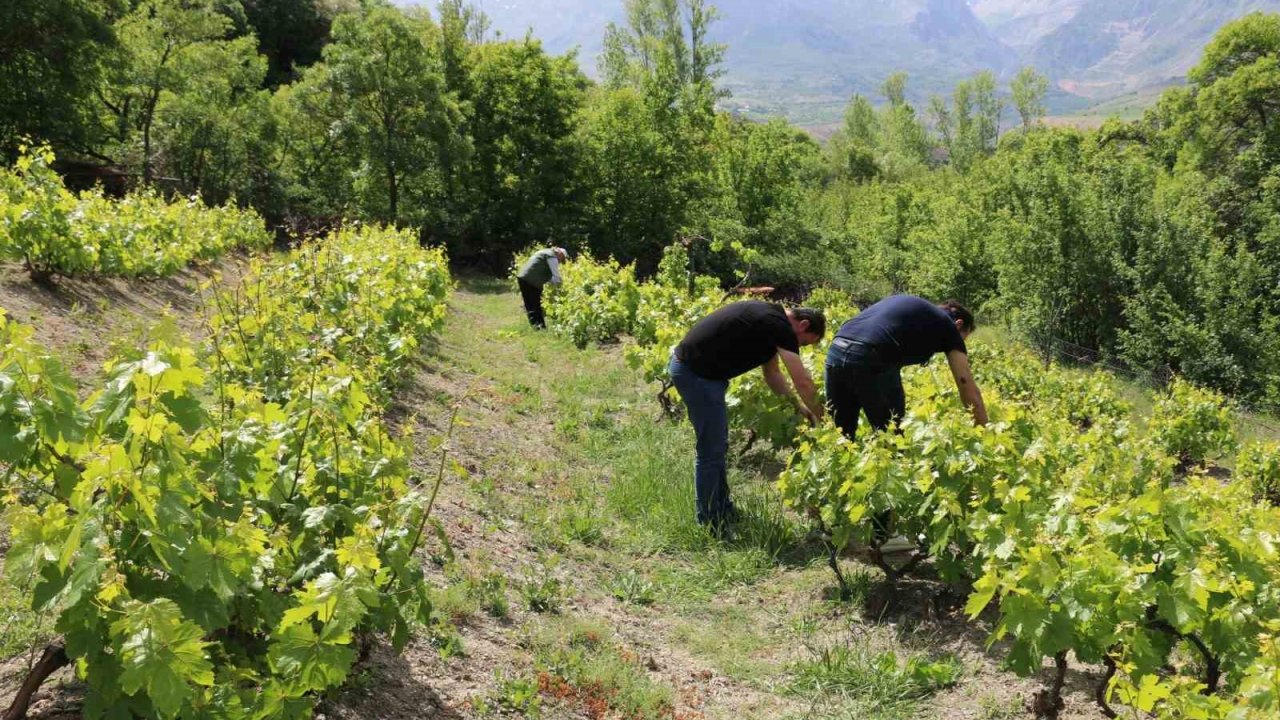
[{"xmin": 798, "ymin": 404, "xmax": 819, "ymax": 425}]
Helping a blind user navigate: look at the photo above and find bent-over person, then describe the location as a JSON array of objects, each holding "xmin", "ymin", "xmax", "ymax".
[
  {"xmin": 826, "ymin": 294, "xmax": 988, "ymax": 438},
  {"xmin": 515, "ymin": 246, "xmax": 567, "ymax": 328},
  {"xmin": 669, "ymin": 300, "xmax": 826, "ymax": 534}
]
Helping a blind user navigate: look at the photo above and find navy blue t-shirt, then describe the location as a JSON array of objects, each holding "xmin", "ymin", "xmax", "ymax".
[{"xmin": 835, "ymin": 295, "xmax": 966, "ymax": 367}]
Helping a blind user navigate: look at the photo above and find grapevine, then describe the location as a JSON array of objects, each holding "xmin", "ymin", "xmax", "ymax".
[
  {"xmin": 0, "ymin": 146, "xmax": 271, "ymax": 282},
  {"xmin": 1, "ymin": 225, "xmax": 451, "ymax": 718}
]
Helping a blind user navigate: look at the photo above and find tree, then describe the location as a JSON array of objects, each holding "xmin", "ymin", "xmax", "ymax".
[
  {"xmin": 460, "ymin": 38, "xmax": 588, "ymax": 264},
  {"xmin": 286, "ymin": 5, "xmax": 467, "ymax": 228},
  {"xmin": 1189, "ymin": 12, "xmax": 1280, "ymax": 86},
  {"xmin": 721, "ymin": 117, "xmax": 821, "ymax": 248},
  {"xmin": 828, "ymin": 94, "xmax": 882, "ymax": 182},
  {"xmin": 877, "ymin": 73, "xmax": 932, "ymax": 177},
  {"xmin": 238, "ymin": 0, "xmax": 348, "ymax": 86},
  {"xmin": 588, "ymin": 0, "xmax": 727, "ymax": 268},
  {"xmin": 577, "ymin": 87, "xmax": 681, "ymax": 265},
  {"xmin": 153, "ymin": 35, "xmax": 276, "ymax": 206},
  {"xmin": 972, "ymin": 70, "xmax": 1003, "ymax": 153},
  {"xmin": 929, "ymin": 95, "xmax": 953, "ymax": 154},
  {"xmin": 1011, "ymin": 66, "xmax": 1049, "ymax": 132},
  {"xmin": 0, "ymin": 0, "xmax": 121, "ymax": 160},
  {"xmin": 105, "ymin": 0, "xmax": 235, "ymax": 185}
]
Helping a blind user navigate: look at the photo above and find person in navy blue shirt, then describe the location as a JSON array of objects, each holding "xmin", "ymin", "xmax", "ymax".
[{"xmin": 825, "ymin": 295, "xmax": 988, "ymax": 440}]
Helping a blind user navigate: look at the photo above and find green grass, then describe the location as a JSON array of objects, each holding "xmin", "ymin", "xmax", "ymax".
[{"xmin": 787, "ymin": 637, "xmax": 962, "ymax": 720}]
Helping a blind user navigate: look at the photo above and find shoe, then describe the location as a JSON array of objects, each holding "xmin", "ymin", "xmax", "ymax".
[{"xmin": 879, "ymin": 535, "xmax": 918, "ymax": 555}]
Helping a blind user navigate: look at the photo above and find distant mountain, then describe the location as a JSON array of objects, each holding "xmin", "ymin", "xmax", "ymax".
[
  {"xmin": 1027, "ymin": 0, "xmax": 1280, "ymax": 98},
  {"xmin": 464, "ymin": 1, "xmax": 1019, "ymax": 123},
  {"xmin": 973, "ymin": 0, "xmax": 1280, "ymax": 99},
  {"xmin": 398, "ymin": 1, "xmax": 1280, "ymax": 122},
  {"xmin": 968, "ymin": 0, "xmax": 1086, "ymax": 49}
]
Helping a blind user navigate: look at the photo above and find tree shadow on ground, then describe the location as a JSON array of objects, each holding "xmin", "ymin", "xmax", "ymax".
[{"xmin": 452, "ymin": 272, "xmax": 512, "ymax": 296}]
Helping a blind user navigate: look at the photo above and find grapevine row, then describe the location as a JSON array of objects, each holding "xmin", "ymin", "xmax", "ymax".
[
  {"xmin": 1, "ymin": 225, "xmax": 450, "ymax": 718},
  {"xmin": 779, "ymin": 346, "xmax": 1280, "ymax": 719},
  {"xmin": 547, "ymin": 251, "xmax": 1280, "ymax": 718},
  {"xmin": 0, "ymin": 147, "xmax": 271, "ymax": 281}
]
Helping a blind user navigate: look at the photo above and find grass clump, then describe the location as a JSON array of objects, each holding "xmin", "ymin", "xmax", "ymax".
[
  {"xmin": 787, "ymin": 638, "xmax": 962, "ymax": 719},
  {"xmin": 610, "ymin": 569, "xmax": 657, "ymax": 606},
  {"xmin": 528, "ymin": 618, "xmax": 674, "ymax": 720}
]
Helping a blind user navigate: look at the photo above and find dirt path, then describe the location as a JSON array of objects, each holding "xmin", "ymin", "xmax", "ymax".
[
  {"xmin": 0, "ymin": 258, "xmax": 249, "ymax": 385},
  {"xmin": 322, "ymin": 277, "xmax": 795, "ymax": 720}
]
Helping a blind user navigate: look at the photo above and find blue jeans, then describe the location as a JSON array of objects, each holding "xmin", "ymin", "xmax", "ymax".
[
  {"xmin": 825, "ymin": 337, "xmax": 905, "ymax": 440},
  {"xmin": 668, "ymin": 354, "xmax": 733, "ymax": 525}
]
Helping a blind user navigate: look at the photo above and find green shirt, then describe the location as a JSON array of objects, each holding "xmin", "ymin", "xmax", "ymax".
[{"xmin": 517, "ymin": 248, "xmax": 561, "ymax": 287}]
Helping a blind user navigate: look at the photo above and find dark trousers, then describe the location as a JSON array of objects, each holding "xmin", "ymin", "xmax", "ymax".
[
  {"xmin": 825, "ymin": 337, "xmax": 906, "ymax": 439},
  {"xmin": 517, "ymin": 278, "xmax": 545, "ymax": 328},
  {"xmin": 826, "ymin": 337, "xmax": 905, "ymax": 542},
  {"xmin": 668, "ymin": 354, "xmax": 734, "ymax": 525}
]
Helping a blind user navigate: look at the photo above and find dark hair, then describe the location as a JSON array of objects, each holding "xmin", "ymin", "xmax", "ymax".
[
  {"xmin": 791, "ymin": 307, "xmax": 826, "ymax": 338},
  {"xmin": 939, "ymin": 300, "xmax": 975, "ymax": 333}
]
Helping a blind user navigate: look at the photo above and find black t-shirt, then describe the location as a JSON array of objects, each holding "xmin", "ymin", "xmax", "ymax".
[
  {"xmin": 835, "ymin": 295, "xmax": 966, "ymax": 367},
  {"xmin": 676, "ymin": 301, "xmax": 799, "ymax": 380}
]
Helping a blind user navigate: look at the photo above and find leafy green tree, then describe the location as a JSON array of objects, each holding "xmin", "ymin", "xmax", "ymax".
[
  {"xmin": 876, "ymin": 72, "xmax": 932, "ymax": 178},
  {"xmin": 0, "ymin": 0, "xmax": 122, "ymax": 159},
  {"xmin": 587, "ymin": 0, "xmax": 726, "ymax": 269},
  {"xmin": 103, "ymin": 0, "xmax": 235, "ymax": 185},
  {"xmin": 153, "ymin": 35, "xmax": 277, "ymax": 207},
  {"xmin": 980, "ymin": 129, "xmax": 1135, "ymax": 354},
  {"xmin": 1011, "ymin": 66, "xmax": 1049, "ymax": 132},
  {"xmin": 577, "ymin": 86, "xmax": 682, "ymax": 266},
  {"xmin": 1189, "ymin": 11, "xmax": 1280, "ymax": 86},
  {"xmin": 459, "ymin": 38, "xmax": 588, "ymax": 264},
  {"xmin": 238, "ymin": 0, "xmax": 348, "ymax": 86},
  {"xmin": 293, "ymin": 5, "xmax": 467, "ymax": 228},
  {"xmin": 972, "ymin": 71, "xmax": 1003, "ymax": 151},
  {"xmin": 719, "ymin": 117, "xmax": 821, "ymax": 260},
  {"xmin": 271, "ymin": 63, "xmax": 354, "ymax": 217},
  {"xmin": 827, "ymin": 94, "xmax": 881, "ymax": 182}
]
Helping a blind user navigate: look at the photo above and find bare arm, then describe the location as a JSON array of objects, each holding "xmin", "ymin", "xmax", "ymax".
[
  {"xmin": 762, "ymin": 356, "xmax": 818, "ymax": 423},
  {"xmin": 946, "ymin": 350, "xmax": 988, "ymax": 426},
  {"xmin": 767, "ymin": 349, "xmax": 824, "ymax": 420}
]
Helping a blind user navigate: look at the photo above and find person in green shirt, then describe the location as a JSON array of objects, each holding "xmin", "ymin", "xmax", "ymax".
[{"xmin": 515, "ymin": 247, "xmax": 567, "ymax": 328}]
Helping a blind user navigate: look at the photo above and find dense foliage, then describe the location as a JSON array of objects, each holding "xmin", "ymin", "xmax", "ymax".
[
  {"xmin": 777, "ymin": 345, "xmax": 1280, "ymax": 719},
  {"xmin": 0, "ymin": 226, "xmax": 451, "ymax": 717},
  {"xmin": 0, "ymin": 146, "xmax": 270, "ymax": 280},
  {"xmin": 548, "ymin": 250, "xmax": 1280, "ymax": 718}
]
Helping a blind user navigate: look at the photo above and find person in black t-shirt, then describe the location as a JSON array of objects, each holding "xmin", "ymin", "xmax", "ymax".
[
  {"xmin": 825, "ymin": 295, "xmax": 988, "ymax": 442},
  {"xmin": 669, "ymin": 301, "xmax": 827, "ymax": 531}
]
